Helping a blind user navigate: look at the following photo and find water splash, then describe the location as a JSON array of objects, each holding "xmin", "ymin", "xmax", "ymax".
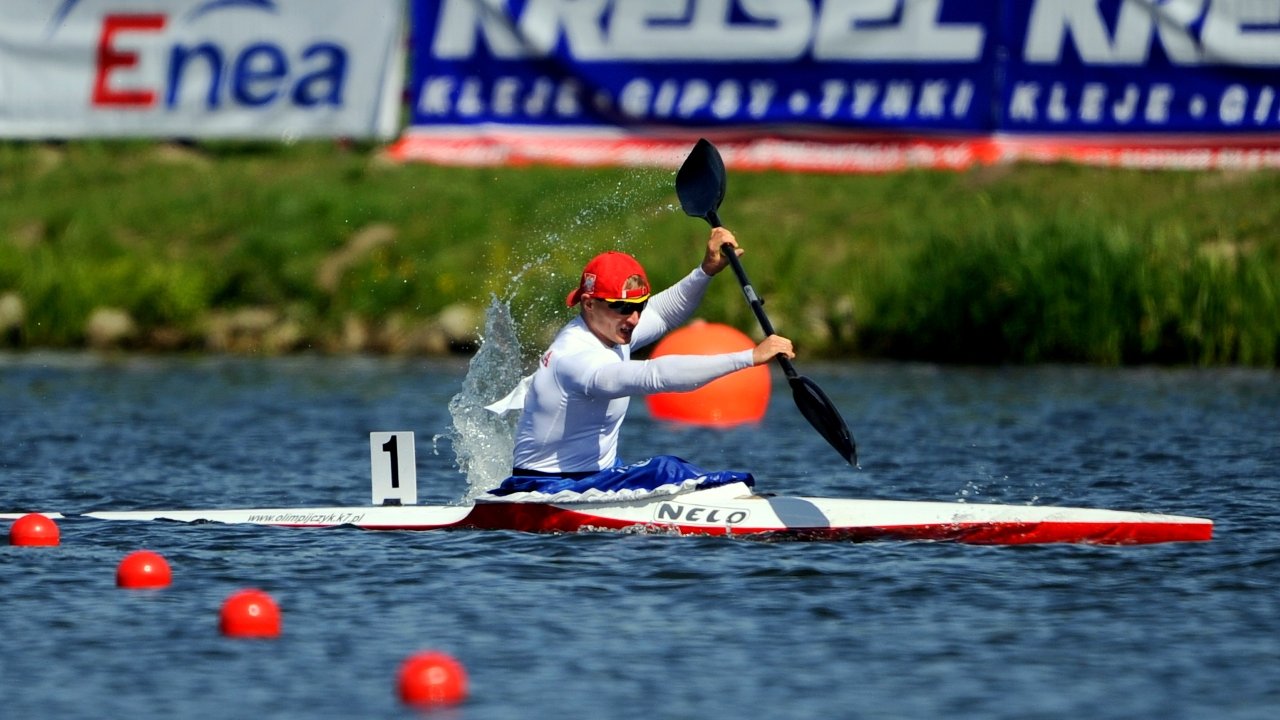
[
  {"xmin": 956, "ymin": 480, "xmax": 983, "ymax": 503},
  {"xmin": 445, "ymin": 295, "xmax": 524, "ymax": 501},
  {"xmin": 443, "ymin": 168, "xmax": 674, "ymax": 499}
]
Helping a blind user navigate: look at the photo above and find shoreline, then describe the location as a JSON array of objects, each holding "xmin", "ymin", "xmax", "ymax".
[{"xmin": 3, "ymin": 140, "xmax": 1278, "ymax": 366}]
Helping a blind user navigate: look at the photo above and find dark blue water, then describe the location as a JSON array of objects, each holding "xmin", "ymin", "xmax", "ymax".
[{"xmin": 2, "ymin": 352, "xmax": 1278, "ymax": 719}]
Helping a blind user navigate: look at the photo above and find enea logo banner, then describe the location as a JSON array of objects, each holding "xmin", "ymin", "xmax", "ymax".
[
  {"xmin": 395, "ymin": 0, "xmax": 1280, "ymax": 171},
  {"xmin": 0, "ymin": 0, "xmax": 404, "ymax": 139}
]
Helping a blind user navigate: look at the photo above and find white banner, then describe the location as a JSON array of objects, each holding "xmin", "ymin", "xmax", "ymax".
[{"xmin": 0, "ymin": 0, "xmax": 404, "ymax": 139}]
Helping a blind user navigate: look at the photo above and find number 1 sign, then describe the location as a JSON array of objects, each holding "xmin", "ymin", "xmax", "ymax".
[{"xmin": 370, "ymin": 431, "xmax": 418, "ymax": 506}]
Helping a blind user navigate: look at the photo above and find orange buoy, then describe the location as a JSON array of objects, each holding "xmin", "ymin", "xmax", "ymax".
[
  {"xmin": 645, "ymin": 321, "xmax": 770, "ymax": 426},
  {"xmin": 8, "ymin": 513, "xmax": 60, "ymax": 546},
  {"xmin": 117, "ymin": 550, "xmax": 172, "ymax": 589},
  {"xmin": 219, "ymin": 589, "xmax": 282, "ymax": 638},
  {"xmin": 398, "ymin": 651, "xmax": 469, "ymax": 706}
]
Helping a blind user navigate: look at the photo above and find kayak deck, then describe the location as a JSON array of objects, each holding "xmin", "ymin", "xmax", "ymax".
[
  {"xmin": 469, "ymin": 488, "xmax": 1213, "ymax": 545},
  {"xmin": 53, "ymin": 483, "xmax": 1212, "ymax": 545}
]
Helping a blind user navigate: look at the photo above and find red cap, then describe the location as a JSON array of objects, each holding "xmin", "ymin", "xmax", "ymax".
[{"xmin": 565, "ymin": 251, "xmax": 650, "ymax": 307}]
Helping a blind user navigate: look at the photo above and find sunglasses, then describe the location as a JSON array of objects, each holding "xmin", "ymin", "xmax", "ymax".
[{"xmin": 604, "ymin": 298, "xmax": 648, "ymax": 316}]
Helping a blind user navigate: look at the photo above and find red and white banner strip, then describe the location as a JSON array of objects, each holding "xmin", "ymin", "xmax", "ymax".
[{"xmin": 386, "ymin": 127, "xmax": 1280, "ymax": 172}]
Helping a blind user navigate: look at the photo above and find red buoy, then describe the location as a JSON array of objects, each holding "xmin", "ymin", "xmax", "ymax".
[
  {"xmin": 398, "ymin": 651, "xmax": 469, "ymax": 706},
  {"xmin": 219, "ymin": 589, "xmax": 282, "ymax": 638},
  {"xmin": 8, "ymin": 513, "xmax": 60, "ymax": 546},
  {"xmin": 117, "ymin": 550, "xmax": 172, "ymax": 589},
  {"xmin": 646, "ymin": 321, "xmax": 770, "ymax": 426}
]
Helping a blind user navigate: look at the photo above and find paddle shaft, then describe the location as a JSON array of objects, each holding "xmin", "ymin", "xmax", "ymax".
[
  {"xmin": 705, "ymin": 210, "xmax": 799, "ymax": 380},
  {"xmin": 680, "ymin": 138, "xmax": 855, "ymax": 464}
]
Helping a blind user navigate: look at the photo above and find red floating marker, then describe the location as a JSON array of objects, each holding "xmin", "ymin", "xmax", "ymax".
[
  {"xmin": 219, "ymin": 589, "xmax": 282, "ymax": 638},
  {"xmin": 646, "ymin": 321, "xmax": 771, "ymax": 426},
  {"xmin": 398, "ymin": 651, "xmax": 469, "ymax": 706},
  {"xmin": 8, "ymin": 513, "xmax": 60, "ymax": 546},
  {"xmin": 117, "ymin": 550, "xmax": 172, "ymax": 589}
]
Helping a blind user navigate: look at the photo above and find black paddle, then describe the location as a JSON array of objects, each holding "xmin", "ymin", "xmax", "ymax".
[{"xmin": 676, "ymin": 138, "xmax": 857, "ymax": 465}]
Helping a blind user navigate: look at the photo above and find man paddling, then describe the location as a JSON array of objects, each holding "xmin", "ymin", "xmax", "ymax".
[{"xmin": 506, "ymin": 227, "xmax": 793, "ymax": 479}]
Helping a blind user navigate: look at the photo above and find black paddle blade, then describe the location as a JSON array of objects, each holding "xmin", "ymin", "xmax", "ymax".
[
  {"xmin": 676, "ymin": 138, "xmax": 726, "ymax": 223},
  {"xmin": 789, "ymin": 375, "xmax": 858, "ymax": 465},
  {"xmin": 677, "ymin": 137, "xmax": 858, "ymax": 466}
]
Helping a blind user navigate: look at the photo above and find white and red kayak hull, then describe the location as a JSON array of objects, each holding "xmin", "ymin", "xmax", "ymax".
[{"xmin": 15, "ymin": 483, "xmax": 1212, "ymax": 545}]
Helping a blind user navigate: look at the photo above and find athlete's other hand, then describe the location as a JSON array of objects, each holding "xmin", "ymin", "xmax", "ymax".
[{"xmin": 752, "ymin": 335, "xmax": 794, "ymax": 365}]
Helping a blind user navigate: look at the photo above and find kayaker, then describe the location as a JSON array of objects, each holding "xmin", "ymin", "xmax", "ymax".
[{"xmin": 505, "ymin": 227, "xmax": 794, "ymax": 478}]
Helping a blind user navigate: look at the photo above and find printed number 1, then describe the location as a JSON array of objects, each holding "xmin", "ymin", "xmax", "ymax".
[{"xmin": 382, "ymin": 436, "xmax": 399, "ymax": 488}]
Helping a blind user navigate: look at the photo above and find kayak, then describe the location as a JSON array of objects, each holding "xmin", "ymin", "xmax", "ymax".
[
  {"xmin": 2, "ymin": 437, "xmax": 1213, "ymax": 545},
  {"xmin": 5, "ymin": 482, "xmax": 1212, "ymax": 545}
]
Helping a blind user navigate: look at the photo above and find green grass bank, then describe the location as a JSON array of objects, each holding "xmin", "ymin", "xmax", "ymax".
[{"xmin": 2, "ymin": 140, "xmax": 1278, "ymax": 366}]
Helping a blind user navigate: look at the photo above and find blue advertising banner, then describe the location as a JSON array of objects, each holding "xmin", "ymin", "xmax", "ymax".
[
  {"xmin": 1000, "ymin": 0, "xmax": 1280, "ymax": 136},
  {"xmin": 396, "ymin": 0, "xmax": 1280, "ymax": 171},
  {"xmin": 409, "ymin": 0, "xmax": 1000, "ymax": 132}
]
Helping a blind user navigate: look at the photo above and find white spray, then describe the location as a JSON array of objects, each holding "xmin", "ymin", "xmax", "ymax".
[
  {"xmin": 443, "ymin": 170, "xmax": 676, "ymax": 499},
  {"xmin": 445, "ymin": 294, "xmax": 525, "ymax": 501}
]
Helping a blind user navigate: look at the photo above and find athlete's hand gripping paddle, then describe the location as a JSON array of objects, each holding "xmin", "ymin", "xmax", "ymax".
[{"xmin": 676, "ymin": 138, "xmax": 857, "ymax": 465}]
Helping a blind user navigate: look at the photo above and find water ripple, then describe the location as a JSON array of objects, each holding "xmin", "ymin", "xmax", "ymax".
[{"xmin": 2, "ymin": 355, "xmax": 1277, "ymax": 720}]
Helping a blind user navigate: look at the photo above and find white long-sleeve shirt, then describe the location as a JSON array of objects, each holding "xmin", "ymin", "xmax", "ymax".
[{"xmin": 511, "ymin": 267, "xmax": 752, "ymax": 474}]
